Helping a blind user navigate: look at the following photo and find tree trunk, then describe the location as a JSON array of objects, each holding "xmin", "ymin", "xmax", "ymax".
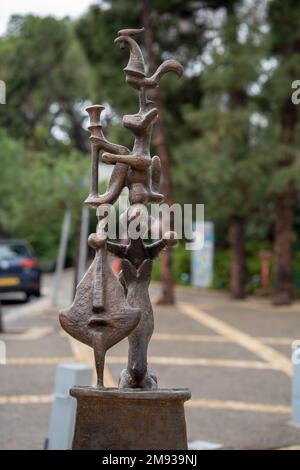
[
  {"xmin": 142, "ymin": 0, "xmax": 175, "ymax": 305},
  {"xmin": 223, "ymin": 5, "xmax": 248, "ymax": 301},
  {"xmin": 272, "ymin": 191, "xmax": 294, "ymax": 305},
  {"xmin": 272, "ymin": 95, "xmax": 297, "ymax": 305},
  {"xmin": 230, "ymin": 216, "xmax": 246, "ymax": 299},
  {"xmin": 228, "ymin": 89, "xmax": 247, "ymax": 300}
]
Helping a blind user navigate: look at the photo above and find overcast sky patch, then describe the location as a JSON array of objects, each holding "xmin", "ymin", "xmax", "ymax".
[{"xmin": 0, "ymin": 0, "xmax": 99, "ymax": 36}]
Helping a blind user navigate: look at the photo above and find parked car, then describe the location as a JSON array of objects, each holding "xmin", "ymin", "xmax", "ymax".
[{"xmin": 0, "ymin": 239, "xmax": 41, "ymax": 301}]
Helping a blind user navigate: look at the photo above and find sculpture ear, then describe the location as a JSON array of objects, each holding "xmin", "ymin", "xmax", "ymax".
[
  {"xmin": 122, "ymin": 259, "xmax": 138, "ymax": 286},
  {"xmin": 151, "ymin": 156, "xmax": 161, "ymax": 192},
  {"xmin": 137, "ymin": 259, "xmax": 152, "ymax": 282}
]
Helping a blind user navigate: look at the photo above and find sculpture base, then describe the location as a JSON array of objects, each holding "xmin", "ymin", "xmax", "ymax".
[{"xmin": 70, "ymin": 386, "xmax": 191, "ymax": 450}]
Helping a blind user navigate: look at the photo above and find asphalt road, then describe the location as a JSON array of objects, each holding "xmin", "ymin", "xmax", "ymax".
[
  {"xmin": 1, "ymin": 272, "xmax": 300, "ymax": 450},
  {"xmin": 1, "ymin": 295, "xmax": 42, "ymax": 317}
]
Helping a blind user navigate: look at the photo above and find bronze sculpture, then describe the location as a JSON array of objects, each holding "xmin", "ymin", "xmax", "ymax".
[
  {"xmin": 60, "ymin": 26, "xmax": 191, "ymax": 451},
  {"xmin": 60, "ymin": 27, "xmax": 182, "ymax": 390}
]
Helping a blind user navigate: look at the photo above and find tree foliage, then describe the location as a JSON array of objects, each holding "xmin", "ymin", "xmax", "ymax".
[{"xmin": 0, "ymin": 1, "xmax": 298, "ymax": 299}]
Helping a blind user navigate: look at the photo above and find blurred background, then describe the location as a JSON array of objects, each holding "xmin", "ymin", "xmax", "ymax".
[
  {"xmin": 1, "ymin": 0, "xmax": 300, "ymax": 451},
  {"xmin": 0, "ymin": 0, "xmax": 300, "ymax": 306}
]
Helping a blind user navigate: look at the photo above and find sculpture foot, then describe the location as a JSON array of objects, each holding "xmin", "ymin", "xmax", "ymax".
[
  {"xmin": 84, "ymin": 194, "xmax": 103, "ymax": 208},
  {"xmin": 149, "ymin": 191, "xmax": 164, "ymax": 203},
  {"xmin": 118, "ymin": 368, "xmax": 158, "ymax": 389},
  {"xmin": 142, "ymin": 372, "xmax": 158, "ymax": 389},
  {"xmin": 95, "ymin": 381, "xmax": 105, "ymax": 389},
  {"xmin": 84, "ymin": 193, "xmax": 117, "ymax": 207}
]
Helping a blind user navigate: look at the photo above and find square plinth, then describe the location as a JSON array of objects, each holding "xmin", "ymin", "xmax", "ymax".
[{"xmin": 70, "ymin": 387, "xmax": 191, "ymax": 450}]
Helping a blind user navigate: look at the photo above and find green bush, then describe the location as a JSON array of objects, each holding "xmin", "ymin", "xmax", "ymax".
[
  {"xmin": 212, "ymin": 241, "xmax": 274, "ymax": 295},
  {"xmin": 211, "ymin": 250, "xmax": 231, "ymax": 290},
  {"xmin": 152, "ymin": 243, "xmax": 191, "ymax": 285}
]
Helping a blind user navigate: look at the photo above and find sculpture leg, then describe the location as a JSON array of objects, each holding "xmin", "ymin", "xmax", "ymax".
[
  {"xmin": 93, "ymin": 335, "xmax": 106, "ymax": 388},
  {"xmin": 119, "ymin": 319, "xmax": 157, "ymax": 389},
  {"xmin": 128, "ymin": 330, "xmax": 148, "ymax": 384}
]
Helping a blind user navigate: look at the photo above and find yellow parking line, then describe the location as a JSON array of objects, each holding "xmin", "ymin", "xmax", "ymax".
[
  {"xmin": 186, "ymin": 399, "xmax": 291, "ymax": 414},
  {"xmin": 152, "ymin": 333, "xmax": 231, "ymax": 343},
  {"xmin": 6, "ymin": 356, "xmax": 74, "ymax": 365},
  {"xmin": 260, "ymin": 337, "xmax": 294, "ymax": 346},
  {"xmin": 1, "ymin": 326, "xmax": 54, "ymax": 341},
  {"xmin": 278, "ymin": 445, "xmax": 300, "ymax": 450},
  {"xmin": 106, "ymin": 355, "xmax": 280, "ymax": 370},
  {"xmin": 178, "ymin": 303, "xmax": 293, "ymax": 376},
  {"xmin": 4, "ymin": 298, "xmax": 50, "ymax": 324},
  {"xmin": 233, "ymin": 300, "xmax": 300, "ymax": 313},
  {"xmin": 0, "ymin": 393, "xmax": 290, "ymax": 415},
  {"xmin": 0, "ymin": 394, "xmax": 53, "ymax": 405},
  {"xmin": 152, "ymin": 332, "xmax": 294, "ymax": 346}
]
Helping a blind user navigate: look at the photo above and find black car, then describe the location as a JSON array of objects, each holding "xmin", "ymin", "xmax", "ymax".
[{"xmin": 0, "ymin": 240, "xmax": 41, "ymax": 300}]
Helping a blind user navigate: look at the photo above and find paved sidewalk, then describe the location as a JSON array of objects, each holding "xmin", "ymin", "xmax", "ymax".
[{"xmin": 1, "ymin": 272, "xmax": 300, "ymax": 449}]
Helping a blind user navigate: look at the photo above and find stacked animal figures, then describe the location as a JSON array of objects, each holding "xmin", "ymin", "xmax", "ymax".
[{"xmin": 60, "ymin": 28, "xmax": 183, "ymax": 389}]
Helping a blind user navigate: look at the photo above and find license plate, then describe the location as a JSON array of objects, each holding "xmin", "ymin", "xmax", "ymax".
[{"xmin": 0, "ymin": 277, "xmax": 20, "ymax": 286}]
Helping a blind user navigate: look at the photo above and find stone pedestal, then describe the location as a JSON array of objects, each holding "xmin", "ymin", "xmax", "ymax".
[{"xmin": 70, "ymin": 387, "xmax": 191, "ymax": 450}]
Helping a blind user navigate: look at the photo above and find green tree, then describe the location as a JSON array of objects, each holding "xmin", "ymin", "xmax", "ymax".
[
  {"xmin": 262, "ymin": 0, "xmax": 300, "ymax": 305},
  {"xmin": 0, "ymin": 130, "xmax": 23, "ymax": 236},
  {"xmin": 0, "ymin": 144, "xmax": 89, "ymax": 265},
  {"xmin": 0, "ymin": 15, "xmax": 92, "ymax": 152},
  {"xmin": 174, "ymin": 0, "xmax": 269, "ymax": 298},
  {"xmin": 0, "ymin": 15, "xmax": 93, "ymax": 270}
]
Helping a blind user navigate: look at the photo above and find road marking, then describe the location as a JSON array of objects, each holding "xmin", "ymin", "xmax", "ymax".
[
  {"xmin": 152, "ymin": 333, "xmax": 231, "ymax": 343},
  {"xmin": 156, "ymin": 283, "xmax": 300, "ymax": 312},
  {"xmin": 232, "ymin": 299, "xmax": 300, "ymax": 313},
  {"xmin": 0, "ymin": 394, "xmax": 53, "ymax": 405},
  {"xmin": 0, "ymin": 393, "xmax": 290, "ymax": 416},
  {"xmin": 6, "ymin": 356, "xmax": 74, "ymax": 365},
  {"xmin": 106, "ymin": 355, "xmax": 281, "ymax": 370},
  {"xmin": 260, "ymin": 337, "xmax": 294, "ymax": 346},
  {"xmin": 0, "ymin": 326, "xmax": 54, "ymax": 341},
  {"xmin": 278, "ymin": 444, "xmax": 300, "ymax": 450},
  {"xmin": 178, "ymin": 303, "xmax": 293, "ymax": 376},
  {"xmin": 153, "ymin": 332, "xmax": 294, "ymax": 346},
  {"xmin": 68, "ymin": 336, "xmax": 116, "ymax": 388},
  {"xmin": 186, "ymin": 399, "xmax": 291, "ymax": 414},
  {"xmin": 4, "ymin": 297, "xmax": 50, "ymax": 323}
]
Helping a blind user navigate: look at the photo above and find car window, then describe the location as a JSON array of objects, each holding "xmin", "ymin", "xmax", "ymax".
[{"xmin": 0, "ymin": 243, "xmax": 31, "ymax": 259}]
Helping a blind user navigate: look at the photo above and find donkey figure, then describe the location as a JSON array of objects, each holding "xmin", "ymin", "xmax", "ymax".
[{"xmin": 119, "ymin": 259, "xmax": 157, "ymax": 389}]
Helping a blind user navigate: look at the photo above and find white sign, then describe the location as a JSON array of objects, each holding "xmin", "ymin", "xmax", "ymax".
[
  {"xmin": 191, "ymin": 222, "xmax": 214, "ymax": 288},
  {"xmin": 0, "ymin": 80, "xmax": 5, "ymax": 104},
  {"xmin": 0, "ymin": 340, "xmax": 6, "ymax": 364}
]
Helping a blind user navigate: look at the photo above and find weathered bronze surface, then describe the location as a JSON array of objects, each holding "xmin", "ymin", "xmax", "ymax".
[
  {"xmin": 71, "ymin": 387, "xmax": 191, "ymax": 450},
  {"xmin": 60, "ymin": 243, "xmax": 140, "ymax": 387},
  {"xmin": 83, "ymin": 28, "xmax": 182, "ymax": 208},
  {"xmin": 59, "ymin": 26, "xmax": 191, "ymax": 451},
  {"xmin": 59, "ymin": 27, "xmax": 184, "ymax": 390}
]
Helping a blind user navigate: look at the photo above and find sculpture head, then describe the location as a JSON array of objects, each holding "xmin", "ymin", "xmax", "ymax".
[
  {"xmin": 115, "ymin": 28, "xmax": 146, "ymax": 90},
  {"xmin": 115, "ymin": 27, "xmax": 183, "ymax": 91},
  {"xmin": 122, "ymin": 259, "xmax": 152, "ymax": 294},
  {"xmin": 123, "ymin": 107, "xmax": 158, "ymax": 135}
]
